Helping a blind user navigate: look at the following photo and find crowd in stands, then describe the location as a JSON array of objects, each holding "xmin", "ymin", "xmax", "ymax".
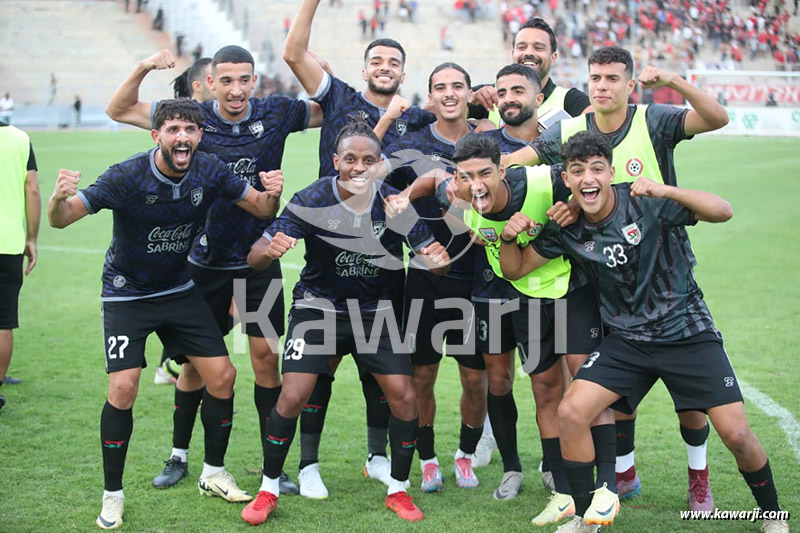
[{"xmin": 500, "ymin": 0, "xmax": 800, "ymax": 70}]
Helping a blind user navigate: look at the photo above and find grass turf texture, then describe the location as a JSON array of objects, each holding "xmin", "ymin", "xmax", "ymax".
[{"xmin": 0, "ymin": 130, "xmax": 797, "ymax": 532}]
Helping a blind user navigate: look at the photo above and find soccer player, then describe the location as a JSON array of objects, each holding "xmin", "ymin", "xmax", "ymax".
[
  {"xmin": 171, "ymin": 57, "xmax": 214, "ymax": 101},
  {"xmin": 503, "ymin": 46, "xmax": 730, "ymax": 510},
  {"xmin": 241, "ymin": 118, "xmax": 450, "ymax": 525},
  {"xmin": 380, "ymin": 62, "xmax": 489, "ymax": 493},
  {"xmin": 500, "ymin": 131, "xmax": 788, "ymax": 533},
  {"xmin": 283, "ymin": 0, "xmax": 437, "ymax": 494},
  {"xmin": 470, "ymin": 17, "xmax": 590, "ymax": 127},
  {"xmin": 106, "ymin": 46, "xmax": 321, "ymax": 495},
  {"xmin": 47, "ymin": 100, "xmax": 284, "ymax": 530}
]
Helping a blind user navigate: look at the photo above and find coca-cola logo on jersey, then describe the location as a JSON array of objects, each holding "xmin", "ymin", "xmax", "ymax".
[
  {"xmin": 334, "ymin": 251, "xmax": 380, "ymax": 278},
  {"xmin": 227, "ymin": 157, "xmax": 259, "ymax": 186},
  {"xmin": 147, "ymin": 224, "xmax": 194, "ymax": 253}
]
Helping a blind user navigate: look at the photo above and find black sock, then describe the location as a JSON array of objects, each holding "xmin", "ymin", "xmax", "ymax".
[
  {"xmin": 200, "ymin": 390, "xmax": 233, "ymax": 467},
  {"xmin": 173, "ymin": 386, "xmax": 203, "ymax": 451},
  {"xmin": 298, "ymin": 375, "xmax": 332, "ymax": 470},
  {"xmin": 263, "ymin": 407, "xmax": 298, "ymax": 479},
  {"xmin": 680, "ymin": 423, "xmax": 709, "ymax": 447},
  {"xmin": 416, "ymin": 424, "xmax": 435, "ymax": 461},
  {"xmin": 564, "ymin": 459, "xmax": 595, "ymax": 517},
  {"xmin": 459, "ymin": 423, "xmax": 483, "ymax": 455},
  {"xmin": 615, "ymin": 418, "xmax": 636, "ymax": 456},
  {"xmin": 488, "ymin": 391, "xmax": 522, "ymax": 472},
  {"xmin": 542, "ymin": 437, "xmax": 570, "ymax": 494},
  {"xmin": 254, "ymin": 383, "xmax": 281, "ymax": 455},
  {"xmin": 101, "ymin": 401, "xmax": 133, "ymax": 491},
  {"xmin": 591, "ymin": 424, "xmax": 617, "ymax": 492},
  {"xmin": 159, "ymin": 348, "xmax": 170, "ymax": 365},
  {"xmin": 389, "ymin": 415, "xmax": 418, "ymax": 481},
  {"xmin": 362, "ymin": 373, "xmax": 390, "ymax": 456},
  {"xmin": 740, "ymin": 460, "xmax": 781, "ymax": 512}
]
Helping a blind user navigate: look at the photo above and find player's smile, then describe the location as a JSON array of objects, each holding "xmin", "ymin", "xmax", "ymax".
[
  {"xmin": 563, "ymin": 155, "xmax": 615, "ymax": 221},
  {"xmin": 456, "ymin": 157, "xmax": 505, "ymax": 215}
]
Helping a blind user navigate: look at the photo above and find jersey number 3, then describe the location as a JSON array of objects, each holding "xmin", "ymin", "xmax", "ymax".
[{"xmin": 603, "ymin": 244, "xmax": 628, "ymax": 268}]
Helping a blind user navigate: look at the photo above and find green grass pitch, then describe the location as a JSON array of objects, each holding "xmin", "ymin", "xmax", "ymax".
[{"xmin": 0, "ymin": 129, "xmax": 797, "ymax": 532}]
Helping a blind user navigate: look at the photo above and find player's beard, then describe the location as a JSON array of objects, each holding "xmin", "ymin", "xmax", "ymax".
[
  {"xmin": 367, "ymin": 76, "xmax": 401, "ymax": 95},
  {"xmin": 161, "ymin": 142, "xmax": 195, "ymax": 175},
  {"xmin": 500, "ymin": 104, "xmax": 534, "ymax": 126}
]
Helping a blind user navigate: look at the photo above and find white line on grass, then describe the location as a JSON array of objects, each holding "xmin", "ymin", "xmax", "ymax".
[
  {"xmin": 739, "ymin": 379, "xmax": 800, "ymax": 463},
  {"xmin": 38, "ymin": 245, "xmax": 304, "ymax": 270}
]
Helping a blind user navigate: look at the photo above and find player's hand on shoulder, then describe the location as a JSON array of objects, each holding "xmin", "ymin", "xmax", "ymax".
[
  {"xmin": 630, "ymin": 176, "xmax": 666, "ymax": 198},
  {"xmin": 261, "ymin": 170, "xmax": 284, "ymax": 198},
  {"xmin": 54, "ymin": 169, "xmax": 81, "ymax": 200},
  {"xmin": 308, "ymin": 49, "xmax": 335, "ymax": 77},
  {"xmin": 267, "ymin": 232, "xmax": 296, "ymax": 259},
  {"xmin": 547, "ymin": 199, "xmax": 580, "ymax": 227},
  {"xmin": 638, "ymin": 65, "xmax": 676, "ymax": 90},
  {"xmin": 471, "ymin": 85, "xmax": 498, "ymax": 112},
  {"xmin": 141, "ymin": 49, "xmax": 176, "ymax": 72},
  {"xmin": 384, "ymin": 194, "xmax": 410, "ymax": 218},
  {"xmin": 502, "ymin": 212, "xmax": 533, "ymax": 241},
  {"xmin": 386, "ymin": 95, "xmax": 411, "ymax": 121},
  {"xmin": 471, "ymin": 118, "xmax": 496, "ymax": 133}
]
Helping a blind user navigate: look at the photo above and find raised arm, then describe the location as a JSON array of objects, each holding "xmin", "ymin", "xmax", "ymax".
[
  {"xmin": 638, "ymin": 66, "xmax": 729, "ymax": 135},
  {"xmin": 235, "ymin": 171, "xmax": 283, "ymax": 219},
  {"xmin": 105, "ymin": 49, "xmax": 176, "ymax": 129},
  {"xmin": 23, "ymin": 169, "xmax": 41, "ymax": 275},
  {"xmin": 48, "ymin": 169, "xmax": 89, "ymax": 229},
  {"xmin": 283, "ymin": 0, "xmax": 326, "ymax": 95},
  {"xmin": 500, "ymin": 144, "xmax": 541, "ymax": 169},
  {"xmin": 630, "ymin": 177, "xmax": 733, "ymax": 223},
  {"xmin": 374, "ymin": 95, "xmax": 410, "ymax": 141},
  {"xmin": 498, "ymin": 212, "xmax": 550, "ymax": 280}
]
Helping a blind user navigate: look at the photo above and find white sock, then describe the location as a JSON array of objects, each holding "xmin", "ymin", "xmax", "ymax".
[
  {"xmin": 482, "ymin": 413, "xmax": 493, "ymax": 436},
  {"xmin": 201, "ymin": 463, "xmax": 224, "ymax": 478},
  {"xmin": 454, "ymin": 449, "xmax": 472, "ymax": 461},
  {"xmin": 615, "ymin": 451, "xmax": 635, "ymax": 473},
  {"xmin": 171, "ymin": 447, "xmax": 188, "ymax": 463},
  {"xmin": 420, "ymin": 456, "xmax": 439, "ymax": 471},
  {"xmin": 259, "ymin": 474, "xmax": 280, "ymax": 496},
  {"xmin": 387, "ymin": 477, "xmax": 407, "ymax": 495},
  {"xmin": 103, "ymin": 489, "xmax": 124, "ymax": 499},
  {"xmin": 686, "ymin": 442, "xmax": 708, "ymax": 470}
]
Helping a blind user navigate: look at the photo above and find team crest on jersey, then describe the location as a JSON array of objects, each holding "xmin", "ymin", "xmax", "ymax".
[
  {"xmin": 626, "ymin": 158, "xmax": 643, "ymax": 177},
  {"xmin": 113, "ymin": 275, "xmax": 126, "ymax": 288},
  {"xmin": 584, "ymin": 240, "xmax": 596, "ymax": 252},
  {"xmin": 371, "ymin": 221, "xmax": 387, "ymax": 239},
  {"xmin": 526, "ymin": 222, "xmax": 543, "ymax": 237},
  {"xmin": 204, "ymin": 125, "xmax": 218, "ymax": 133},
  {"xmin": 478, "ymin": 227, "xmax": 499, "ymax": 243},
  {"xmin": 328, "ymin": 219, "xmax": 341, "ymax": 230},
  {"xmin": 622, "ymin": 222, "xmax": 641, "ymax": 245},
  {"xmin": 191, "ymin": 187, "xmax": 204, "ymax": 206},
  {"xmin": 431, "ymin": 153, "xmax": 442, "ymax": 162},
  {"xmin": 249, "ymin": 121, "xmax": 264, "ymax": 139},
  {"xmin": 482, "ymin": 268, "xmax": 494, "ymax": 282},
  {"xmin": 145, "ymin": 194, "xmax": 158, "ymax": 205},
  {"xmin": 395, "ymin": 119, "xmax": 408, "ymax": 136}
]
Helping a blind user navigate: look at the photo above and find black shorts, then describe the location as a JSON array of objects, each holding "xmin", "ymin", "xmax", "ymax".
[
  {"xmin": 575, "ymin": 329, "xmax": 744, "ymax": 414},
  {"xmin": 188, "ymin": 261, "xmax": 285, "ymax": 338},
  {"xmin": 101, "ymin": 288, "xmax": 229, "ymax": 373},
  {"xmin": 282, "ymin": 306, "xmax": 413, "ymax": 377},
  {"xmin": 511, "ymin": 284, "xmax": 603, "ymax": 375},
  {"xmin": 404, "ymin": 269, "xmax": 484, "ymax": 370},
  {"xmin": 0, "ymin": 254, "xmax": 23, "ymax": 329},
  {"xmin": 474, "ymin": 299, "xmax": 517, "ymax": 355}
]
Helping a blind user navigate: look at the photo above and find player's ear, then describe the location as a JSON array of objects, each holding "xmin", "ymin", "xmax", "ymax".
[
  {"xmin": 151, "ymin": 128, "xmax": 160, "ymax": 144},
  {"xmin": 534, "ymin": 91, "xmax": 545, "ymax": 108},
  {"xmin": 361, "ymin": 67, "xmax": 368, "ymax": 83},
  {"xmin": 332, "ymin": 152, "xmax": 340, "ymax": 172},
  {"xmin": 561, "ymin": 169, "xmax": 570, "ymax": 187},
  {"xmin": 498, "ymin": 164, "xmax": 506, "ymax": 181},
  {"xmin": 627, "ymin": 77, "xmax": 636, "ymax": 95},
  {"xmin": 551, "ymin": 50, "xmax": 558, "ymax": 65},
  {"xmin": 207, "ymin": 75, "xmax": 216, "ymax": 92},
  {"xmin": 609, "ymin": 164, "xmax": 615, "ymax": 184},
  {"xmin": 399, "ymin": 71, "xmax": 406, "ymax": 85}
]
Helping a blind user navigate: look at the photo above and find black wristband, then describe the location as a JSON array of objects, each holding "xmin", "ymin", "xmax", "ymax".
[{"xmin": 500, "ymin": 235, "xmax": 517, "ymax": 244}]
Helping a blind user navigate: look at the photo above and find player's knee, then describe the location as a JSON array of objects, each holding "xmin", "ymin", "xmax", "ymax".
[
  {"xmin": 460, "ymin": 368, "xmax": 487, "ymax": 395},
  {"xmin": 108, "ymin": 379, "xmax": 139, "ymax": 409},
  {"xmin": 532, "ymin": 377, "xmax": 564, "ymax": 408},
  {"xmin": 558, "ymin": 397, "xmax": 588, "ymax": 430},
  {"xmin": 278, "ymin": 388, "xmax": 310, "ymax": 416},
  {"xmin": 206, "ymin": 363, "xmax": 236, "ymax": 396},
  {"xmin": 488, "ymin": 373, "xmax": 512, "ymax": 396},
  {"xmin": 719, "ymin": 423, "xmax": 755, "ymax": 456}
]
